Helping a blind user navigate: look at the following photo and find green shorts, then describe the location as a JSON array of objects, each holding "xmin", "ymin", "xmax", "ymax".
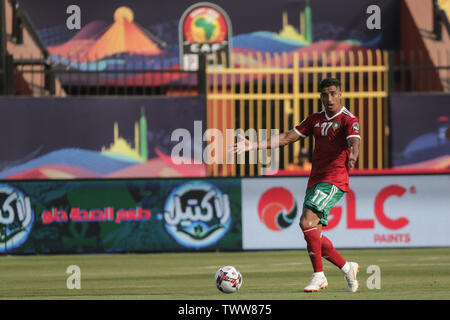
[{"xmin": 303, "ymin": 182, "xmax": 345, "ymax": 226}]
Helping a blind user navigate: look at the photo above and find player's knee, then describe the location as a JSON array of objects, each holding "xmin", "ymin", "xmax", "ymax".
[
  {"xmin": 299, "ymin": 217, "xmax": 312, "ymax": 231},
  {"xmin": 299, "ymin": 209, "xmax": 318, "ymax": 231},
  {"xmin": 299, "ymin": 219, "xmax": 305, "ymax": 230}
]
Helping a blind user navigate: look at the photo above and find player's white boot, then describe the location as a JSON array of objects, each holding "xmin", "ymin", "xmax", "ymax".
[
  {"xmin": 304, "ymin": 272, "xmax": 328, "ymax": 292},
  {"xmin": 342, "ymin": 262, "xmax": 359, "ymax": 292}
]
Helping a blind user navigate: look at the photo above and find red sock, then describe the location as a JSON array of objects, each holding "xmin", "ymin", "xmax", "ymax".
[
  {"xmin": 302, "ymin": 226, "xmax": 323, "ymax": 272},
  {"xmin": 321, "ymin": 234, "xmax": 346, "ymax": 269}
]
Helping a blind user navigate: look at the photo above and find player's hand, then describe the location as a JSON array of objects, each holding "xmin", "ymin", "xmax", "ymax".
[{"xmin": 228, "ymin": 133, "xmax": 257, "ymax": 154}]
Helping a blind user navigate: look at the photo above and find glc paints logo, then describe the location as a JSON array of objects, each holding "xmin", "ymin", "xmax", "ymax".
[
  {"xmin": 163, "ymin": 181, "xmax": 231, "ymax": 249},
  {"xmin": 323, "ymin": 185, "xmax": 412, "ymax": 244},
  {"xmin": 0, "ymin": 185, "xmax": 33, "ymax": 252},
  {"xmin": 257, "ymin": 187, "xmax": 298, "ymax": 231},
  {"xmin": 179, "ymin": 2, "xmax": 232, "ymax": 70}
]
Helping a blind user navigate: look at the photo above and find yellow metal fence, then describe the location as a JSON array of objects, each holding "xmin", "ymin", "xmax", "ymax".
[{"xmin": 206, "ymin": 49, "xmax": 389, "ymax": 177}]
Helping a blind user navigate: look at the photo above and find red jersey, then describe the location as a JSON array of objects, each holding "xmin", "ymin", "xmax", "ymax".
[{"xmin": 293, "ymin": 107, "xmax": 361, "ymax": 192}]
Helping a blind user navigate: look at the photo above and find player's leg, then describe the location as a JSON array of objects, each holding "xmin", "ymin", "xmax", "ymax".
[
  {"xmin": 301, "ymin": 182, "xmax": 360, "ymax": 292},
  {"xmin": 299, "ymin": 184, "xmax": 330, "ymax": 292},
  {"xmin": 321, "ymin": 234, "xmax": 346, "ymax": 269},
  {"xmin": 321, "ymin": 233, "xmax": 359, "ymax": 292},
  {"xmin": 300, "ymin": 182, "xmax": 341, "ymax": 254},
  {"xmin": 310, "ymin": 184, "xmax": 359, "ymax": 293},
  {"xmin": 300, "ymin": 207, "xmax": 328, "ymax": 292},
  {"xmin": 299, "ymin": 208, "xmax": 324, "ymax": 274}
]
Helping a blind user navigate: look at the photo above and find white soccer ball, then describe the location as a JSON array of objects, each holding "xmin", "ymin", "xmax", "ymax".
[{"xmin": 215, "ymin": 265, "xmax": 243, "ymax": 293}]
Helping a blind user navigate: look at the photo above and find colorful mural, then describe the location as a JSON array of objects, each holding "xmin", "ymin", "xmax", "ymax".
[
  {"xmin": 390, "ymin": 94, "xmax": 450, "ymax": 169},
  {"xmin": 16, "ymin": 0, "xmax": 400, "ymax": 84},
  {"xmin": 0, "ymin": 97, "xmax": 206, "ymax": 179}
]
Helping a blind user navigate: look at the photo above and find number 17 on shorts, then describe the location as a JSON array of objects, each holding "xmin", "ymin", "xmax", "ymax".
[{"xmin": 303, "ymin": 182, "xmax": 344, "ymax": 226}]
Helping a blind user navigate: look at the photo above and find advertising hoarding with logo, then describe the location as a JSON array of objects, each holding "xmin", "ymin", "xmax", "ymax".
[
  {"xmin": 2, "ymin": 173, "xmax": 448, "ymax": 254},
  {"xmin": 242, "ymin": 178, "xmax": 308, "ymax": 250},
  {"xmin": 0, "ymin": 179, "xmax": 241, "ymax": 254},
  {"xmin": 0, "ymin": 185, "xmax": 34, "ymax": 252},
  {"xmin": 242, "ymin": 174, "xmax": 450, "ymax": 250}
]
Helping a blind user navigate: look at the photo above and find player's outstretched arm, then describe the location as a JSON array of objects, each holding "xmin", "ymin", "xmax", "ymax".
[
  {"xmin": 230, "ymin": 129, "xmax": 301, "ymax": 154},
  {"xmin": 347, "ymin": 137, "xmax": 360, "ymax": 169}
]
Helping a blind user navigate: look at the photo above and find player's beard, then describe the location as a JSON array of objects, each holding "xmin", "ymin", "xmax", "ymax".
[{"xmin": 325, "ymin": 103, "xmax": 342, "ymax": 115}]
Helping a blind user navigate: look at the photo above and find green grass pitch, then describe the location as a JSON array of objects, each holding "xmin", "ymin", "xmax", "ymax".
[{"xmin": 1, "ymin": 248, "xmax": 449, "ymax": 300}]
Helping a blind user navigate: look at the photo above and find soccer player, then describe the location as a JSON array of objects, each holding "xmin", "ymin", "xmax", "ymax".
[{"xmin": 232, "ymin": 77, "xmax": 360, "ymax": 292}]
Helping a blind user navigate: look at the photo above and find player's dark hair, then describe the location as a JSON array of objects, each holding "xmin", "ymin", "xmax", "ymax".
[{"xmin": 319, "ymin": 78, "xmax": 341, "ymax": 91}]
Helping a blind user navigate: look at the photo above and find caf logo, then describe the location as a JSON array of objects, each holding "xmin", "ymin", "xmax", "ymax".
[
  {"xmin": 0, "ymin": 185, "xmax": 34, "ymax": 252},
  {"xmin": 179, "ymin": 2, "xmax": 232, "ymax": 70},
  {"xmin": 182, "ymin": 4, "xmax": 229, "ymax": 43},
  {"xmin": 257, "ymin": 187, "xmax": 298, "ymax": 231},
  {"xmin": 183, "ymin": 7, "xmax": 227, "ymax": 43},
  {"xmin": 163, "ymin": 182, "xmax": 231, "ymax": 249}
]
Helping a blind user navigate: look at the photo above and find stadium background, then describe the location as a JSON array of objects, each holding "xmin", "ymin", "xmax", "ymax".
[{"xmin": 0, "ymin": 0, "xmax": 449, "ymax": 300}]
